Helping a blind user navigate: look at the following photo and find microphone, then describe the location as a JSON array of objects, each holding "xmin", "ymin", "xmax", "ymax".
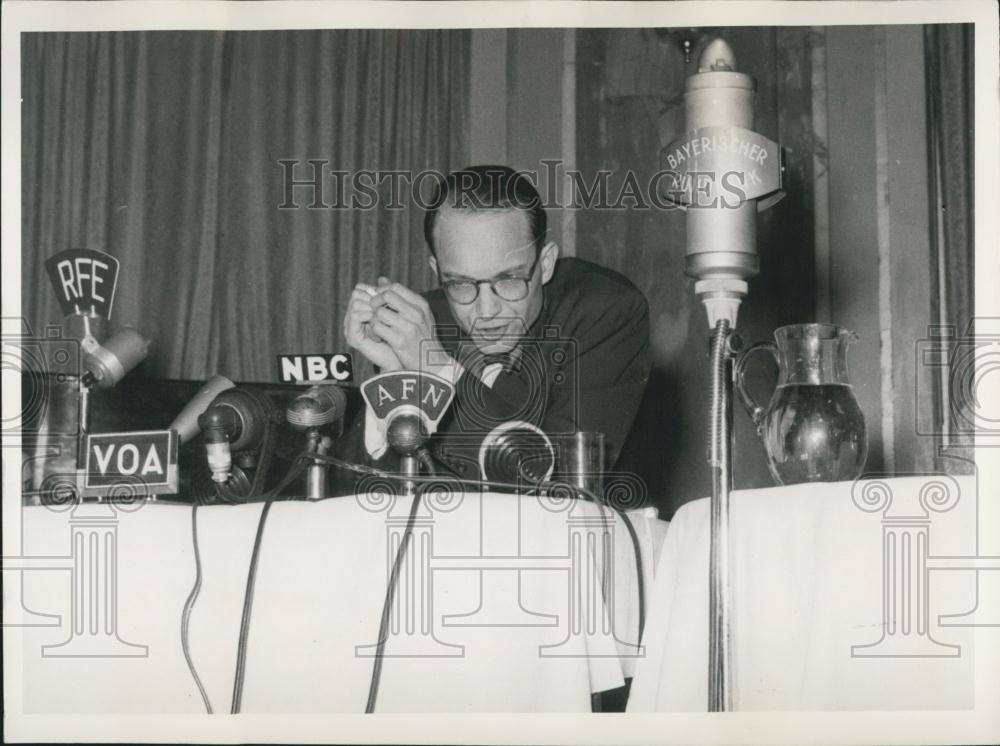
[
  {"xmin": 386, "ymin": 410, "xmax": 428, "ymax": 456},
  {"xmin": 286, "ymin": 384, "xmax": 348, "ymax": 431},
  {"xmin": 198, "ymin": 389, "xmax": 271, "ymax": 483},
  {"xmin": 663, "ymin": 38, "xmax": 783, "ymax": 328},
  {"xmin": 478, "ymin": 420, "xmax": 555, "ymax": 486},
  {"xmin": 287, "ymin": 384, "xmax": 348, "ymax": 500},
  {"xmin": 81, "ymin": 327, "xmax": 150, "ymax": 388},
  {"xmin": 169, "ymin": 375, "xmax": 236, "ymax": 444},
  {"xmin": 668, "ymin": 37, "xmax": 784, "ymax": 712}
]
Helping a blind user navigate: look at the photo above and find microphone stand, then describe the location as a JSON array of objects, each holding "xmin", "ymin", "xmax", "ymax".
[
  {"xmin": 706, "ymin": 320, "xmax": 737, "ymax": 712},
  {"xmin": 364, "ymin": 411, "xmax": 428, "ymax": 713},
  {"xmin": 670, "ymin": 37, "xmax": 784, "ymax": 712},
  {"xmin": 285, "ymin": 384, "xmax": 347, "ymax": 500},
  {"xmin": 304, "ymin": 431, "xmax": 333, "ymax": 500},
  {"xmin": 67, "ymin": 311, "xmax": 101, "ymax": 474},
  {"xmin": 76, "ymin": 374, "xmax": 93, "ymax": 471}
]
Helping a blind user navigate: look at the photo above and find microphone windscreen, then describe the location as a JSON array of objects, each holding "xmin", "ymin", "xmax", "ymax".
[
  {"xmin": 170, "ymin": 375, "xmax": 236, "ymax": 444},
  {"xmin": 286, "ymin": 385, "xmax": 348, "ymax": 429},
  {"xmin": 479, "ymin": 421, "xmax": 555, "ymax": 486},
  {"xmin": 386, "ymin": 411, "xmax": 427, "ymax": 455},
  {"xmin": 83, "ymin": 327, "xmax": 150, "ymax": 387}
]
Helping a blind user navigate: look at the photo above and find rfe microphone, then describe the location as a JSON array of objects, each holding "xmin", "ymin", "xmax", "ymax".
[{"xmin": 82, "ymin": 327, "xmax": 150, "ymax": 388}]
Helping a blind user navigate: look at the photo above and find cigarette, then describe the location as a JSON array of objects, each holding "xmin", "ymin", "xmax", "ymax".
[{"xmin": 364, "ymin": 283, "xmax": 399, "ymax": 314}]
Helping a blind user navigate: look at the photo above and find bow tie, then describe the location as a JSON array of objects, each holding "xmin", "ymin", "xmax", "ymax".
[{"xmin": 459, "ymin": 347, "xmax": 523, "ymax": 375}]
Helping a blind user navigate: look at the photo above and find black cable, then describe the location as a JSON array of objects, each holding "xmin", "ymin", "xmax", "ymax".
[
  {"xmin": 229, "ymin": 457, "xmax": 310, "ymax": 714},
  {"xmin": 185, "ymin": 400, "xmax": 286, "ymax": 713},
  {"xmin": 432, "ymin": 455, "xmax": 467, "ymax": 479},
  {"xmin": 248, "ymin": 409, "xmax": 277, "ymax": 496},
  {"xmin": 515, "ymin": 463, "xmax": 646, "ymax": 649},
  {"xmin": 312, "ymin": 452, "xmax": 647, "ymax": 661},
  {"xmin": 180, "ymin": 502, "xmax": 213, "ymax": 714},
  {"xmin": 236, "ymin": 450, "xmax": 645, "ymax": 709},
  {"xmin": 230, "ymin": 498, "xmax": 273, "ymax": 714},
  {"xmin": 418, "ymin": 450, "xmax": 438, "ymax": 477},
  {"xmin": 419, "ymin": 448, "xmax": 453, "ymax": 477},
  {"xmin": 364, "ymin": 448, "xmax": 435, "ymax": 714},
  {"xmin": 617, "ymin": 510, "xmax": 646, "ymax": 648},
  {"xmin": 308, "ymin": 451, "xmax": 573, "ymax": 496}
]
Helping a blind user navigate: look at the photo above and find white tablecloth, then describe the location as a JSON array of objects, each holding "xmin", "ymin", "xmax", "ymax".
[
  {"xmin": 15, "ymin": 491, "xmax": 667, "ymax": 713},
  {"xmin": 628, "ymin": 475, "xmax": 981, "ymax": 711}
]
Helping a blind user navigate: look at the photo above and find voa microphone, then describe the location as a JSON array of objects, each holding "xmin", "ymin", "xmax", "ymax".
[{"xmin": 198, "ymin": 388, "xmax": 274, "ymax": 484}]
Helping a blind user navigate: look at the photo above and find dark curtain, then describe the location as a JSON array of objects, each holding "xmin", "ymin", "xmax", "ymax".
[
  {"xmin": 924, "ymin": 24, "xmax": 975, "ymax": 462},
  {"xmin": 21, "ymin": 30, "xmax": 469, "ymax": 381},
  {"xmin": 925, "ymin": 24, "xmax": 974, "ymax": 337}
]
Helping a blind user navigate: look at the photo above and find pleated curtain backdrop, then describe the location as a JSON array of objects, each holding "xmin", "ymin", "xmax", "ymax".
[
  {"xmin": 20, "ymin": 30, "xmax": 470, "ymax": 381},
  {"xmin": 925, "ymin": 24, "xmax": 975, "ymax": 336},
  {"xmin": 924, "ymin": 23, "xmax": 976, "ymax": 466}
]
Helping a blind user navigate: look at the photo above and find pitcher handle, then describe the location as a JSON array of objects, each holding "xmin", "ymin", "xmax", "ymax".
[{"xmin": 734, "ymin": 341, "xmax": 780, "ymax": 434}]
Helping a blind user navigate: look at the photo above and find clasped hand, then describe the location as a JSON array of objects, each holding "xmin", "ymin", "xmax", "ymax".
[{"xmin": 344, "ymin": 276, "xmax": 453, "ymax": 375}]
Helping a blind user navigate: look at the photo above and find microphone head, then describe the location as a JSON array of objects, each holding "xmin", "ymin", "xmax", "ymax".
[
  {"xmin": 170, "ymin": 375, "xmax": 236, "ymax": 444},
  {"xmin": 286, "ymin": 384, "xmax": 348, "ymax": 430},
  {"xmin": 204, "ymin": 388, "xmax": 271, "ymax": 452},
  {"xmin": 83, "ymin": 327, "xmax": 150, "ymax": 387},
  {"xmin": 697, "ymin": 38, "xmax": 738, "ymax": 72},
  {"xmin": 479, "ymin": 421, "xmax": 555, "ymax": 486},
  {"xmin": 386, "ymin": 411, "xmax": 428, "ymax": 456}
]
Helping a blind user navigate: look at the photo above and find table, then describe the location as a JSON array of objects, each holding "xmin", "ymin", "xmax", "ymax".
[
  {"xmin": 627, "ymin": 475, "xmax": 983, "ymax": 711},
  {"xmin": 14, "ymin": 491, "xmax": 667, "ymax": 713}
]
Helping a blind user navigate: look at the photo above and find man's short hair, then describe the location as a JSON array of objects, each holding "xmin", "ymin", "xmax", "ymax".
[{"xmin": 423, "ymin": 165, "xmax": 547, "ymax": 256}]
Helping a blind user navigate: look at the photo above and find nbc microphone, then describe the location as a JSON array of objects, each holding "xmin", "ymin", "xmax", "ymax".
[
  {"xmin": 286, "ymin": 384, "xmax": 348, "ymax": 500},
  {"xmin": 286, "ymin": 384, "xmax": 348, "ymax": 431}
]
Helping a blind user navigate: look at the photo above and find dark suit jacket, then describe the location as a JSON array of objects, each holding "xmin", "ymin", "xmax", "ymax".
[{"xmin": 332, "ymin": 257, "xmax": 651, "ymax": 487}]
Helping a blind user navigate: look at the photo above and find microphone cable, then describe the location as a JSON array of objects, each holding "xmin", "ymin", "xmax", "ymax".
[
  {"xmin": 180, "ymin": 500, "xmax": 213, "ymax": 714},
  {"xmin": 311, "ymin": 453, "xmax": 648, "ymax": 681},
  {"xmin": 616, "ymin": 509, "xmax": 646, "ymax": 647},
  {"xmin": 229, "ymin": 498, "xmax": 272, "ymax": 715},
  {"xmin": 517, "ymin": 464, "xmax": 646, "ymax": 647},
  {"xmin": 515, "ymin": 463, "xmax": 647, "ymax": 650},
  {"xmin": 213, "ymin": 449, "xmax": 647, "ymax": 714},
  {"xmin": 229, "ymin": 452, "xmax": 311, "ymax": 714},
  {"xmin": 363, "ymin": 448, "xmax": 435, "ymax": 713},
  {"xmin": 181, "ymin": 406, "xmax": 280, "ymax": 715}
]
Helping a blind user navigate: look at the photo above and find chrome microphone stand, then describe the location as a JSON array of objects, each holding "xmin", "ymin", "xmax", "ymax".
[{"xmin": 665, "ymin": 38, "xmax": 784, "ymax": 711}]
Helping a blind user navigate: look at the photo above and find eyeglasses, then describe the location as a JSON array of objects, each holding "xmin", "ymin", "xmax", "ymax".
[{"xmin": 439, "ymin": 251, "xmax": 541, "ymax": 305}]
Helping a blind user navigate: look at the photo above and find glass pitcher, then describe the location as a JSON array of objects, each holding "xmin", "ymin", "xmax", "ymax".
[{"xmin": 735, "ymin": 323, "xmax": 868, "ymax": 485}]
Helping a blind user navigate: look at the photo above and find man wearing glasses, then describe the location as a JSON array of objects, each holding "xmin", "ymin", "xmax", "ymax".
[{"xmin": 343, "ymin": 165, "xmax": 650, "ymax": 474}]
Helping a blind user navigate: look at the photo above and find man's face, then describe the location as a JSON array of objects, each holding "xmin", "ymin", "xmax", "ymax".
[{"xmin": 429, "ymin": 208, "xmax": 557, "ymax": 354}]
